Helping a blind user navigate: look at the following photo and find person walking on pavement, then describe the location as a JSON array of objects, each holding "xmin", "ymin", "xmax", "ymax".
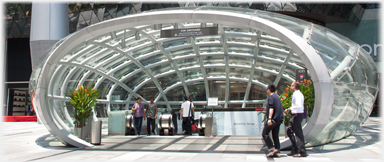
[
  {"xmin": 132, "ymin": 97, "xmax": 145, "ymax": 136},
  {"xmin": 262, "ymin": 84, "xmax": 284, "ymax": 157},
  {"xmin": 180, "ymin": 96, "xmax": 194, "ymax": 135},
  {"xmin": 144, "ymin": 96, "xmax": 158, "ymax": 136},
  {"xmin": 284, "ymin": 81, "xmax": 308, "ymax": 157}
]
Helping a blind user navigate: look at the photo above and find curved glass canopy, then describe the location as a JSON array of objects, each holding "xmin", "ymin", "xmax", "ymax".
[{"xmin": 29, "ymin": 7, "xmax": 378, "ymax": 148}]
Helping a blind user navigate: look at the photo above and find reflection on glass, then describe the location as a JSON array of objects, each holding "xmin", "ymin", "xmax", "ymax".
[
  {"xmin": 248, "ymin": 83, "xmax": 267, "ymax": 100},
  {"xmin": 229, "ymin": 81, "xmax": 247, "ymax": 100},
  {"xmin": 187, "ymin": 81, "xmax": 206, "ymax": 101},
  {"xmin": 209, "ymin": 80, "xmax": 226, "ymax": 100},
  {"xmin": 165, "ymin": 86, "xmax": 185, "ymax": 101}
]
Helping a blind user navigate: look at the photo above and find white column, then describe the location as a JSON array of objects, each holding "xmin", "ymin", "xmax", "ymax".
[
  {"xmin": 30, "ymin": 2, "xmax": 68, "ymax": 69},
  {"xmin": 30, "ymin": 2, "xmax": 68, "ymax": 123}
]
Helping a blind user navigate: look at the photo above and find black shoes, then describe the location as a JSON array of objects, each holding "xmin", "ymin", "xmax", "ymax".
[
  {"xmin": 287, "ymin": 150, "xmax": 298, "ymax": 156},
  {"xmin": 287, "ymin": 150, "xmax": 308, "ymax": 157}
]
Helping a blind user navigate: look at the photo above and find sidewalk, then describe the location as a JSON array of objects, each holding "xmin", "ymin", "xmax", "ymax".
[{"xmin": 1, "ymin": 117, "xmax": 382, "ymax": 162}]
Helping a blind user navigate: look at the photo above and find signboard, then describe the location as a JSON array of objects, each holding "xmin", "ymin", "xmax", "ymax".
[
  {"xmin": 160, "ymin": 27, "xmax": 218, "ymax": 38},
  {"xmin": 296, "ymin": 68, "xmax": 308, "ymax": 84},
  {"xmin": 208, "ymin": 97, "xmax": 218, "ymax": 106}
]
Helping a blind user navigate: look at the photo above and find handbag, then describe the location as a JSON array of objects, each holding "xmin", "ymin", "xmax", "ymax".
[{"xmin": 188, "ymin": 102, "xmax": 195, "ymax": 125}]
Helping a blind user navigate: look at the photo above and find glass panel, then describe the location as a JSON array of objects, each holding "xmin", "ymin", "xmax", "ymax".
[
  {"xmin": 308, "ymin": 84, "xmax": 365, "ymax": 146},
  {"xmin": 111, "ymin": 86, "xmax": 129, "ymax": 101},
  {"xmin": 62, "ymin": 45, "xmax": 87, "ymax": 61},
  {"xmin": 95, "ymin": 103, "xmax": 108, "ymax": 118},
  {"xmin": 182, "ymin": 68, "xmax": 203, "ymax": 80},
  {"xmin": 165, "ymin": 85, "xmax": 185, "ymax": 101},
  {"xmin": 259, "ymin": 39, "xmax": 290, "ymax": 52},
  {"xmin": 162, "ymin": 38, "xmax": 188, "ymax": 49},
  {"xmin": 157, "ymin": 73, "xmax": 179, "ymax": 90},
  {"xmin": 136, "ymin": 82, "xmax": 159, "ymax": 100},
  {"xmin": 88, "ymin": 52, "xmax": 116, "ymax": 67},
  {"xmin": 73, "ymin": 69, "xmax": 90, "ymax": 86},
  {"xmin": 132, "ymin": 45, "xmax": 157, "ymax": 58},
  {"xmin": 275, "ymin": 76, "xmax": 292, "ymax": 94},
  {"xmin": 151, "ymin": 62, "xmax": 173, "ymax": 76},
  {"xmin": 202, "ymin": 55, "xmax": 224, "ymax": 65},
  {"xmin": 126, "ymin": 39, "xmax": 150, "ymax": 50},
  {"xmin": 223, "ymin": 27, "xmax": 253, "ymax": 33},
  {"xmin": 229, "ymin": 81, "xmax": 247, "ymax": 100},
  {"xmin": 248, "ymin": 83, "xmax": 267, "ymax": 100},
  {"xmin": 110, "ymin": 103, "xmax": 126, "ymax": 111},
  {"xmin": 229, "ymin": 67, "xmax": 251, "ymax": 79},
  {"xmin": 226, "ymin": 36, "xmax": 252, "ymax": 44},
  {"xmin": 254, "ymin": 10, "xmax": 311, "ymax": 37},
  {"xmin": 349, "ymin": 59, "xmax": 367, "ymax": 85},
  {"xmin": 199, "ymin": 45, "xmax": 223, "ymax": 53},
  {"xmin": 227, "ymin": 45, "xmax": 253, "ymax": 54},
  {"xmin": 51, "ymin": 99, "xmax": 73, "ymax": 129},
  {"xmin": 252, "ymin": 72, "xmax": 274, "ymax": 87},
  {"xmin": 112, "ymin": 63, "xmax": 139, "ymax": 80},
  {"xmin": 309, "ymin": 25, "xmax": 353, "ymax": 72},
  {"xmin": 101, "ymin": 57, "xmax": 129, "ymax": 73},
  {"xmin": 122, "ymin": 71, "xmax": 148, "ymax": 89},
  {"xmin": 209, "ymin": 80, "xmax": 226, "ymax": 100},
  {"xmin": 358, "ymin": 49, "xmax": 378, "ymax": 87},
  {"xmin": 84, "ymin": 73, "xmax": 101, "ymax": 87},
  {"xmin": 228, "ymin": 56, "xmax": 252, "ymax": 67},
  {"xmin": 187, "ymin": 81, "xmax": 206, "ymax": 101},
  {"xmin": 255, "ymin": 59, "xmax": 282, "ymax": 73},
  {"xmin": 206, "ymin": 67, "xmax": 225, "ymax": 77},
  {"xmin": 195, "ymin": 35, "xmax": 221, "ymax": 43},
  {"xmin": 97, "ymin": 79, "xmax": 114, "ymax": 99},
  {"xmin": 258, "ymin": 48, "xmax": 292, "ymax": 62},
  {"xmin": 169, "ymin": 47, "xmax": 194, "ymax": 58},
  {"xmin": 140, "ymin": 53, "xmax": 166, "ymax": 67},
  {"xmin": 175, "ymin": 58, "xmax": 198, "ymax": 69},
  {"xmin": 75, "ymin": 46, "xmax": 105, "ymax": 63}
]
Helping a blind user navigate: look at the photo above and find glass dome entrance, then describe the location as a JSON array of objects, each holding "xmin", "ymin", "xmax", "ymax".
[{"xmin": 30, "ymin": 7, "xmax": 378, "ymax": 148}]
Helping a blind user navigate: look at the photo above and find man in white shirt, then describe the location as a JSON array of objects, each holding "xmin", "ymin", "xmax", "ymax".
[
  {"xmin": 284, "ymin": 82, "xmax": 307, "ymax": 157},
  {"xmin": 180, "ymin": 96, "xmax": 195, "ymax": 135}
]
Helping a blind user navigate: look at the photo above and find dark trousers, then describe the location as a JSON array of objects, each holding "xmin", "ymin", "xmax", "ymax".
[
  {"xmin": 134, "ymin": 116, "xmax": 143, "ymax": 135},
  {"xmin": 262, "ymin": 120, "xmax": 282, "ymax": 151},
  {"xmin": 147, "ymin": 117, "xmax": 156, "ymax": 135},
  {"xmin": 182, "ymin": 117, "xmax": 192, "ymax": 135},
  {"xmin": 286, "ymin": 113, "xmax": 306, "ymax": 153}
]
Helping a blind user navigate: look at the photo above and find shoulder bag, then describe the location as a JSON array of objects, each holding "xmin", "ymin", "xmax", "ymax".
[{"xmin": 188, "ymin": 102, "xmax": 195, "ymax": 125}]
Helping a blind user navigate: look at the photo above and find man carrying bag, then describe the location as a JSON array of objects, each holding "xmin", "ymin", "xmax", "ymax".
[{"xmin": 180, "ymin": 96, "xmax": 195, "ymax": 135}]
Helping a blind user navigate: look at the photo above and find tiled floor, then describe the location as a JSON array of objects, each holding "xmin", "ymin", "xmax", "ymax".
[{"xmin": 1, "ymin": 117, "xmax": 382, "ymax": 162}]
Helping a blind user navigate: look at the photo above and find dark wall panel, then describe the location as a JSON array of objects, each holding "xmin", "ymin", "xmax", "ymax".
[{"xmin": 6, "ymin": 38, "xmax": 32, "ymax": 82}]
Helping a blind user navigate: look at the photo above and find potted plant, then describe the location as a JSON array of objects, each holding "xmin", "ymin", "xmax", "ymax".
[{"xmin": 65, "ymin": 84, "xmax": 103, "ymax": 139}]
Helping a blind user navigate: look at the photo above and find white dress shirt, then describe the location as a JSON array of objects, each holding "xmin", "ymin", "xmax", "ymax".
[{"xmin": 290, "ymin": 90, "xmax": 304, "ymax": 114}]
